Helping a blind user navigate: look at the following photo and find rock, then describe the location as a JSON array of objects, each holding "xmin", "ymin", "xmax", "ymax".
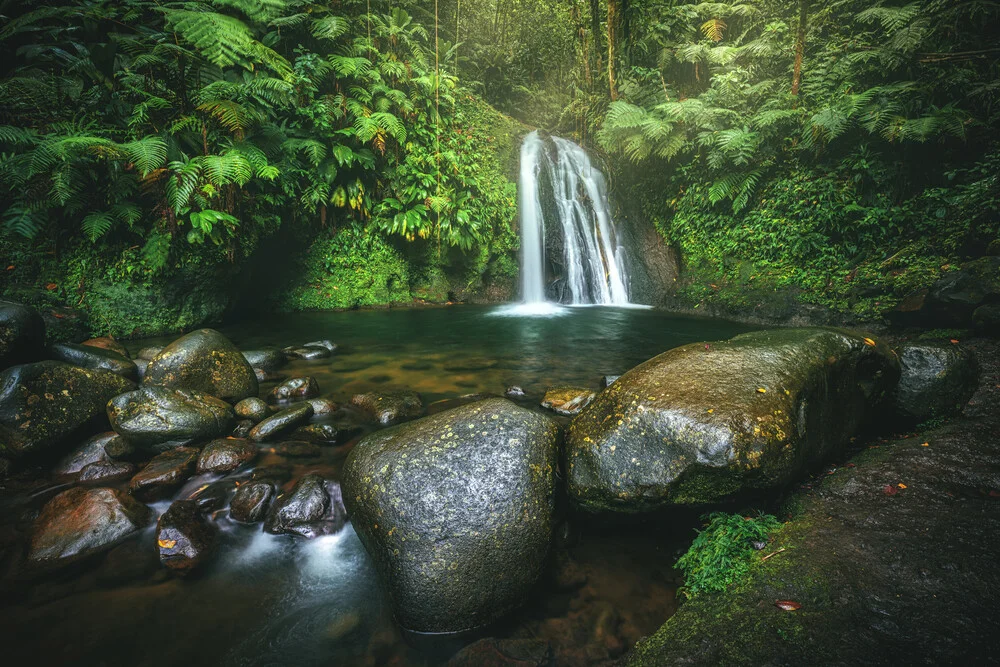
[
  {"xmin": 273, "ymin": 440, "xmax": 321, "ymax": 458},
  {"xmin": 136, "ymin": 346, "xmax": 162, "ymax": 361},
  {"xmin": 78, "ymin": 460, "xmax": 136, "ymax": 484},
  {"xmin": 304, "ymin": 339, "xmax": 338, "ymax": 353},
  {"xmin": 135, "ymin": 358, "xmax": 149, "ymax": 380},
  {"xmin": 108, "ymin": 386, "xmax": 235, "ymax": 448},
  {"xmin": 601, "ymin": 375, "xmax": 620, "ymax": 388},
  {"xmin": 49, "ymin": 342, "xmax": 138, "ymax": 380},
  {"xmin": 290, "ymin": 423, "xmax": 356, "ymax": 445},
  {"xmin": 973, "ymin": 303, "xmax": 1000, "ymax": 337},
  {"xmin": 81, "ymin": 337, "xmax": 129, "ymax": 359},
  {"xmin": 54, "ymin": 432, "xmax": 117, "ymax": 474},
  {"xmin": 0, "ymin": 300, "xmax": 45, "ymax": 369},
  {"xmin": 103, "ymin": 436, "xmax": 135, "ymax": 460},
  {"xmin": 342, "ymin": 398, "xmax": 561, "ymax": 633},
  {"xmin": 895, "ymin": 257, "xmax": 1000, "ymax": 327},
  {"xmin": 143, "ymin": 328, "xmax": 258, "ymax": 402},
  {"xmin": 0, "ymin": 361, "xmax": 135, "ymax": 458},
  {"xmin": 230, "ymin": 481, "xmax": 275, "ymax": 523},
  {"xmin": 264, "ymin": 474, "xmax": 346, "ymax": 538},
  {"xmin": 196, "ymin": 438, "xmax": 257, "ymax": 473},
  {"xmin": 447, "ymin": 638, "xmax": 553, "ymax": 667},
  {"xmin": 893, "ymin": 343, "xmax": 979, "ymax": 424},
  {"xmin": 185, "ymin": 479, "xmax": 235, "ymax": 513},
  {"xmin": 155, "ymin": 499, "xmax": 217, "ymax": 575},
  {"xmin": 307, "ymin": 397, "xmax": 337, "ymax": 415},
  {"xmin": 505, "ymin": 385, "xmax": 527, "ymax": 399},
  {"xmin": 428, "ymin": 393, "xmax": 499, "ymax": 415},
  {"xmin": 29, "ymin": 487, "xmax": 149, "ymax": 564},
  {"xmin": 129, "ymin": 447, "xmax": 199, "ymax": 499},
  {"xmin": 350, "ymin": 390, "xmax": 423, "ymax": 425},
  {"xmin": 248, "ymin": 403, "xmax": 314, "ymax": 442},
  {"xmin": 269, "ymin": 376, "xmax": 320, "ymax": 402},
  {"xmin": 566, "ymin": 328, "xmax": 900, "ymax": 512},
  {"xmin": 234, "ymin": 396, "xmax": 270, "ymax": 422},
  {"xmin": 232, "ymin": 419, "xmax": 253, "ymax": 438},
  {"xmin": 541, "ymin": 387, "xmax": 596, "ymax": 416},
  {"xmin": 241, "ymin": 348, "xmax": 287, "ymax": 371}
]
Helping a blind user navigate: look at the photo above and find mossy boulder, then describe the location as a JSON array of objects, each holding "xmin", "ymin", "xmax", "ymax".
[
  {"xmin": 143, "ymin": 328, "xmax": 257, "ymax": 403},
  {"xmin": 49, "ymin": 342, "xmax": 138, "ymax": 380},
  {"xmin": 342, "ymin": 398, "xmax": 561, "ymax": 633},
  {"xmin": 0, "ymin": 300, "xmax": 45, "ymax": 369},
  {"xmin": 107, "ymin": 386, "xmax": 235, "ymax": 448},
  {"xmin": 0, "ymin": 361, "xmax": 135, "ymax": 459},
  {"xmin": 566, "ymin": 328, "xmax": 900, "ymax": 512},
  {"xmin": 892, "ymin": 343, "xmax": 979, "ymax": 424}
]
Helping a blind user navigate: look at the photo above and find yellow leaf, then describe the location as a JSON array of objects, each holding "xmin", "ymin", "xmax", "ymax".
[
  {"xmin": 863, "ymin": 337, "xmax": 876, "ymax": 347},
  {"xmin": 756, "ymin": 388, "xmax": 767, "ymax": 393},
  {"xmin": 897, "ymin": 483, "xmax": 907, "ymax": 489},
  {"xmin": 707, "ymin": 409, "xmax": 714, "ymax": 413},
  {"xmin": 921, "ymin": 442, "xmax": 929, "ymax": 447},
  {"xmin": 157, "ymin": 539, "xmax": 177, "ymax": 549}
]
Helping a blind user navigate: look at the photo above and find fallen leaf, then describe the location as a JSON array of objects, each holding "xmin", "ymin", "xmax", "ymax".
[
  {"xmin": 756, "ymin": 388, "xmax": 767, "ymax": 393},
  {"xmin": 157, "ymin": 539, "xmax": 177, "ymax": 549},
  {"xmin": 863, "ymin": 337, "xmax": 876, "ymax": 347},
  {"xmin": 897, "ymin": 483, "xmax": 907, "ymax": 489},
  {"xmin": 45, "ymin": 283, "xmax": 58, "ymax": 291},
  {"xmin": 883, "ymin": 484, "xmax": 898, "ymax": 496},
  {"xmin": 846, "ymin": 463, "xmax": 856, "ymax": 468},
  {"xmin": 775, "ymin": 600, "xmax": 802, "ymax": 611},
  {"xmin": 5, "ymin": 265, "xmax": 13, "ymax": 270},
  {"xmin": 950, "ymin": 339, "xmax": 960, "ymax": 344},
  {"xmin": 707, "ymin": 408, "xmax": 714, "ymax": 414},
  {"xmin": 921, "ymin": 442, "xmax": 929, "ymax": 447}
]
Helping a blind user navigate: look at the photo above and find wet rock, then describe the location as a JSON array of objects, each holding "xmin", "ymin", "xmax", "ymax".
[
  {"xmin": 49, "ymin": 342, "xmax": 138, "ymax": 380},
  {"xmin": 232, "ymin": 419, "xmax": 253, "ymax": 438},
  {"xmin": 304, "ymin": 339, "xmax": 338, "ymax": 353},
  {"xmin": 29, "ymin": 487, "xmax": 149, "ymax": 564},
  {"xmin": 143, "ymin": 328, "xmax": 258, "ymax": 402},
  {"xmin": 350, "ymin": 389, "xmax": 423, "ymax": 425},
  {"xmin": 135, "ymin": 358, "xmax": 149, "ymax": 380},
  {"xmin": 241, "ymin": 348, "xmax": 287, "ymax": 372},
  {"xmin": 129, "ymin": 447, "xmax": 199, "ymax": 499},
  {"xmin": 136, "ymin": 346, "xmax": 162, "ymax": 361},
  {"xmin": 541, "ymin": 387, "xmax": 596, "ymax": 416},
  {"xmin": 601, "ymin": 375, "xmax": 620, "ymax": 388},
  {"xmin": 254, "ymin": 368, "xmax": 286, "ymax": 383},
  {"xmin": 155, "ymin": 499, "xmax": 217, "ymax": 575},
  {"xmin": 273, "ymin": 440, "xmax": 321, "ymax": 458},
  {"xmin": 428, "ymin": 393, "xmax": 499, "ymax": 415},
  {"xmin": 894, "ymin": 257, "xmax": 1000, "ymax": 327},
  {"xmin": 973, "ymin": 303, "xmax": 1000, "ymax": 337},
  {"xmin": 269, "ymin": 376, "xmax": 320, "ymax": 402},
  {"xmin": 230, "ymin": 481, "xmax": 274, "ymax": 523},
  {"xmin": 283, "ymin": 345, "xmax": 330, "ymax": 360},
  {"xmin": 0, "ymin": 361, "xmax": 135, "ymax": 458},
  {"xmin": 54, "ymin": 431, "xmax": 117, "ymax": 474},
  {"xmin": 234, "ymin": 396, "xmax": 270, "ymax": 422},
  {"xmin": 81, "ymin": 336, "xmax": 130, "ymax": 358},
  {"xmin": 96, "ymin": 539, "xmax": 159, "ymax": 587},
  {"xmin": 249, "ymin": 403, "xmax": 314, "ymax": 442},
  {"xmin": 307, "ymin": 397, "xmax": 337, "ymax": 415},
  {"xmin": 251, "ymin": 464, "xmax": 293, "ymax": 484},
  {"xmin": 108, "ymin": 386, "xmax": 235, "ymax": 448},
  {"xmin": 78, "ymin": 460, "xmax": 136, "ymax": 484},
  {"xmin": 447, "ymin": 638, "xmax": 553, "ymax": 667},
  {"xmin": 185, "ymin": 479, "xmax": 235, "ymax": 513},
  {"xmin": 0, "ymin": 300, "xmax": 45, "ymax": 369},
  {"xmin": 343, "ymin": 398, "xmax": 561, "ymax": 633},
  {"xmin": 196, "ymin": 438, "xmax": 257, "ymax": 473},
  {"xmin": 290, "ymin": 423, "xmax": 355, "ymax": 445},
  {"xmin": 102, "ymin": 436, "xmax": 134, "ymax": 460},
  {"xmin": 566, "ymin": 328, "xmax": 900, "ymax": 512},
  {"xmin": 505, "ymin": 385, "xmax": 527, "ymax": 399},
  {"xmin": 892, "ymin": 343, "xmax": 979, "ymax": 424},
  {"xmin": 264, "ymin": 474, "xmax": 346, "ymax": 538}
]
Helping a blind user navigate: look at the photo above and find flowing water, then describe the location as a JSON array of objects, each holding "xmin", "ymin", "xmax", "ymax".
[
  {"xmin": 518, "ymin": 131, "xmax": 633, "ymax": 307},
  {"xmin": 0, "ymin": 306, "xmax": 754, "ymax": 666}
]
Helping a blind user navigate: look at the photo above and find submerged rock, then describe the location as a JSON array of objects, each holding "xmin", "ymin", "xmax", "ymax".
[
  {"xmin": 230, "ymin": 481, "xmax": 275, "ymax": 523},
  {"xmin": 50, "ymin": 342, "xmax": 137, "ymax": 380},
  {"xmin": 343, "ymin": 398, "xmax": 561, "ymax": 633},
  {"xmin": 892, "ymin": 343, "xmax": 979, "ymax": 424},
  {"xmin": 264, "ymin": 474, "xmax": 346, "ymax": 538},
  {"xmin": 156, "ymin": 499, "xmax": 217, "ymax": 575},
  {"xmin": 81, "ymin": 336, "xmax": 130, "ymax": 358},
  {"xmin": 241, "ymin": 348, "xmax": 287, "ymax": 372},
  {"xmin": 566, "ymin": 328, "xmax": 900, "ymax": 512},
  {"xmin": 108, "ymin": 386, "xmax": 235, "ymax": 448},
  {"xmin": 304, "ymin": 339, "xmax": 338, "ymax": 353},
  {"xmin": 505, "ymin": 385, "xmax": 527, "ymax": 399},
  {"xmin": 232, "ymin": 419, "xmax": 253, "ymax": 438},
  {"xmin": 136, "ymin": 346, "xmax": 162, "ymax": 361},
  {"xmin": 447, "ymin": 638, "xmax": 553, "ymax": 667},
  {"xmin": 283, "ymin": 345, "xmax": 330, "ymax": 360},
  {"xmin": 129, "ymin": 447, "xmax": 199, "ymax": 499},
  {"xmin": 0, "ymin": 300, "xmax": 45, "ymax": 369},
  {"xmin": 234, "ymin": 396, "xmax": 270, "ymax": 422},
  {"xmin": 196, "ymin": 437, "xmax": 257, "ymax": 473},
  {"xmin": 269, "ymin": 376, "xmax": 320, "ymax": 402},
  {"xmin": 306, "ymin": 397, "xmax": 337, "ymax": 415},
  {"xmin": 350, "ymin": 389, "xmax": 423, "ymax": 425},
  {"xmin": 290, "ymin": 422, "xmax": 357, "ymax": 445},
  {"xmin": 143, "ymin": 328, "xmax": 257, "ymax": 402},
  {"xmin": 249, "ymin": 403, "xmax": 314, "ymax": 442},
  {"xmin": 541, "ymin": 387, "xmax": 596, "ymax": 416},
  {"xmin": 0, "ymin": 361, "xmax": 135, "ymax": 458},
  {"xmin": 272, "ymin": 440, "xmax": 321, "ymax": 458},
  {"xmin": 29, "ymin": 487, "xmax": 149, "ymax": 564}
]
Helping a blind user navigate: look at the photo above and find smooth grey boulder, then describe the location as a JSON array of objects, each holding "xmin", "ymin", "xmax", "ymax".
[
  {"xmin": 892, "ymin": 343, "xmax": 979, "ymax": 424},
  {"xmin": 54, "ymin": 431, "xmax": 117, "ymax": 474},
  {"xmin": 108, "ymin": 386, "xmax": 235, "ymax": 448},
  {"xmin": 143, "ymin": 328, "xmax": 257, "ymax": 402},
  {"xmin": 350, "ymin": 389, "xmax": 423, "ymax": 425},
  {"xmin": 230, "ymin": 481, "xmax": 274, "ymax": 523},
  {"xmin": 50, "ymin": 342, "xmax": 138, "ymax": 380},
  {"xmin": 78, "ymin": 460, "xmax": 135, "ymax": 484},
  {"xmin": 0, "ymin": 300, "xmax": 45, "ymax": 369},
  {"xmin": 196, "ymin": 437, "xmax": 257, "ymax": 473},
  {"xmin": 129, "ymin": 447, "xmax": 199, "ymax": 499},
  {"xmin": 234, "ymin": 396, "xmax": 270, "ymax": 422},
  {"xmin": 264, "ymin": 474, "xmax": 346, "ymax": 538},
  {"xmin": 241, "ymin": 348, "xmax": 287, "ymax": 372},
  {"xmin": 343, "ymin": 398, "xmax": 561, "ymax": 633},
  {"xmin": 566, "ymin": 328, "xmax": 900, "ymax": 512},
  {"xmin": 269, "ymin": 376, "xmax": 320, "ymax": 402},
  {"xmin": 248, "ymin": 403, "xmax": 313, "ymax": 442}
]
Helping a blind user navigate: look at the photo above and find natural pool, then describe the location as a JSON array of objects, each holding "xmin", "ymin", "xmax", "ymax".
[{"xmin": 1, "ymin": 305, "xmax": 755, "ymax": 666}]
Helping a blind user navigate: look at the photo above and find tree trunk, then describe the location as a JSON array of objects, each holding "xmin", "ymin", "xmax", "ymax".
[
  {"xmin": 791, "ymin": 0, "xmax": 808, "ymax": 96},
  {"xmin": 589, "ymin": 0, "xmax": 603, "ymax": 88},
  {"xmin": 607, "ymin": 0, "xmax": 619, "ymax": 101}
]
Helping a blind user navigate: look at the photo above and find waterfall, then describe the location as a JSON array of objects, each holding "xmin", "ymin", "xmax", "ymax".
[{"xmin": 518, "ymin": 130, "xmax": 632, "ymax": 306}]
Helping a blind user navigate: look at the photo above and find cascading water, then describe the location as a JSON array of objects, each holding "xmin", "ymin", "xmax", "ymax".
[{"xmin": 518, "ymin": 130, "xmax": 633, "ymax": 306}]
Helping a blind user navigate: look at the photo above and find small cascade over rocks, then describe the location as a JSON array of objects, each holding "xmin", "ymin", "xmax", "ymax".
[{"xmin": 518, "ymin": 130, "xmax": 633, "ymax": 306}]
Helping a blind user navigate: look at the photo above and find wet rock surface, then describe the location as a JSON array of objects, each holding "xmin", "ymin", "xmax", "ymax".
[
  {"xmin": 49, "ymin": 342, "xmax": 137, "ymax": 380},
  {"xmin": 129, "ymin": 447, "xmax": 199, "ymax": 499},
  {"xmin": 229, "ymin": 480, "xmax": 274, "ymax": 523},
  {"xmin": 248, "ymin": 403, "xmax": 313, "ymax": 442},
  {"xmin": 81, "ymin": 337, "xmax": 130, "ymax": 358},
  {"xmin": 567, "ymin": 328, "xmax": 900, "ymax": 511},
  {"xmin": 241, "ymin": 348, "xmax": 286, "ymax": 372},
  {"xmin": 143, "ymin": 328, "xmax": 258, "ymax": 402},
  {"xmin": 540, "ymin": 386, "xmax": 596, "ymax": 416},
  {"xmin": 264, "ymin": 474, "xmax": 346, "ymax": 538},
  {"xmin": 892, "ymin": 342, "xmax": 979, "ymax": 424},
  {"xmin": 108, "ymin": 386, "xmax": 235, "ymax": 448},
  {"xmin": 350, "ymin": 389, "xmax": 423, "ymax": 425},
  {"xmin": 54, "ymin": 431, "xmax": 117, "ymax": 474},
  {"xmin": 155, "ymin": 499, "xmax": 217, "ymax": 575},
  {"xmin": 234, "ymin": 396, "xmax": 269, "ymax": 422},
  {"xmin": 0, "ymin": 300, "xmax": 45, "ymax": 368},
  {"xmin": 78, "ymin": 460, "xmax": 136, "ymax": 484},
  {"xmin": 196, "ymin": 438, "xmax": 257, "ymax": 473},
  {"xmin": 343, "ymin": 398, "xmax": 561, "ymax": 633},
  {"xmin": 268, "ymin": 376, "xmax": 320, "ymax": 402}
]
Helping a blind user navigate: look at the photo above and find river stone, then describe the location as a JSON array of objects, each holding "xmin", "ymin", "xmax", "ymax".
[
  {"xmin": 128, "ymin": 447, "xmax": 199, "ymax": 499},
  {"xmin": 81, "ymin": 337, "xmax": 129, "ymax": 359},
  {"xmin": 185, "ymin": 479, "xmax": 235, "ymax": 513},
  {"xmin": 108, "ymin": 386, "xmax": 235, "ymax": 448},
  {"xmin": 230, "ymin": 481, "xmax": 275, "ymax": 523},
  {"xmin": 232, "ymin": 419, "xmax": 253, "ymax": 438},
  {"xmin": 269, "ymin": 376, "xmax": 320, "ymax": 402},
  {"xmin": 196, "ymin": 437, "xmax": 257, "ymax": 473},
  {"xmin": 505, "ymin": 385, "xmax": 527, "ymax": 399},
  {"xmin": 307, "ymin": 397, "xmax": 337, "ymax": 415},
  {"xmin": 342, "ymin": 398, "xmax": 561, "ymax": 633},
  {"xmin": 273, "ymin": 440, "xmax": 321, "ymax": 458},
  {"xmin": 29, "ymin": 487, "xmax": 149, "ymax": 564},
  {"xmin": 137, "ymin": 346, "xmax": 162, "ymax": 361},
  {"xmin": 249, "ymin": 403, "xmax": 314, "ymax": 442},
  {"xmin": 50, "ymin": 342, "xmax": 138, "ymax": 380},
  {"xmin": 79, "ymin": 460, "xmax": 136, "ymax": 484},
  {"xmin": 972, "ymin": 303, "xmax": 1000, "ymax": 336},
  {"xmin": 143, "ymin": 328, "xmax": 257, "ymax": 402},
  {"xmin": 235, "ymin": 396, "xmax": 270, "ymax": 422},
  {"xmin": 304, "ymin": 339, "xmax": 337, "ymax": 353},
  {"xmin": 264, "ymin": 474, "xmax": 346, "ymax": 538},
  {"xmin": 892, "ymin": 343, "xmax": 979, "ymax": 424},
  {"xmin": 0, "ymin": 361, "xmax": 135, "ymax": 459},
  {"xmin": 241, "ymin": 348, "xmax": 287, "ymax": 372},
  {"xmin": 290, "ymin": 423, "xmax": 356, "ymax": 445},
  {"xmin": 601, "ymin": 375, "xmax": 620, "ymax": 388},
  {"xmin": 54, "ymin": 431, "xmax": 117, "ymax": 474},
  {"xmin": 350, "ymin": 389, "xmax": 423, "ymax": 425},
  {"xmin": 283, "ymin": 345, "xmax": 330, "ymax": 360},
  {"xmin": 156, "ymin": 499, "xmax": 217, "ymax": 575},
  {"xmin": 541, "ymin": 387, "xmax": 596, "ymax": 416},
  {"xmin": 0, "ymin": 300, "xmax": 45, "ymax": 369},
  {"xmin": 566, "ymin": 328, "xmax": 900, "ymax": 512}
]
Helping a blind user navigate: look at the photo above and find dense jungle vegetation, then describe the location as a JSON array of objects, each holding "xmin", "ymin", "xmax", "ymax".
[{"xmin": 1, "ymin": 0, "xmax": 998, "ymax": 335}]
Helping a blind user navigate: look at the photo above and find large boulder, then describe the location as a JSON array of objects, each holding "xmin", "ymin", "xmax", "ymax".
[
  {"xmin": 29, "ymin": 487, "xmax": 149, "ymax": 564},
  {"xmin": 143, "ymin": 328, "xmax": 257, "ymax": 402},
  {"xmin": 49, "ymin": 342, "xmax": 138, "ymax": 380},
  {"xmin": 892, "ymin": 257, "xmax": 1000, "ymax": 327},
  {"xmin": 892, "ymin": 343, "xmax": 979, "ymax": 424},
  {"xmin": 343, "ymin": 398, "xmax": 561, "ymax": 633},
  {"xmin": 108, "ymin": 386, "xmax": 235, "ymax": 448},
  {"xmin": 566, "ymin": 328, "xmax": 900, "ymax": 512},
  {"xmin": 0, "ymin": 361, "xmax": 135, "ymax": 459},
  {"xmin": 0, "ymin": 300, "xmax": 45, "ymax": 369}
]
